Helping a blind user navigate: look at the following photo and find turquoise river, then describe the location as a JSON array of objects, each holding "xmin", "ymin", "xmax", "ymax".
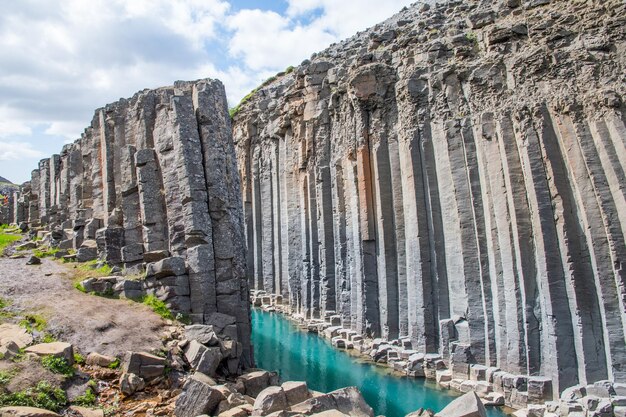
[{"xmin": 251, "ymin": 309, "xmax": 509, "ymax": 417}]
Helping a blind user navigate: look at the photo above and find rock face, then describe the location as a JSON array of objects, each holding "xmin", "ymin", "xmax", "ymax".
[
  {"xmin": 14, "ymin": 79, "xmax": 251, "ymax": 366},
  {"xmin": 233, "ymin": 0, "xmax": 626, "ymax": 397}
]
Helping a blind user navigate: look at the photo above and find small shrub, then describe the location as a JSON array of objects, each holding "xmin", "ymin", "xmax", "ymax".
[
  {"xmin": 0, "ymin": 380, "xmax": 67, "ymax": 411},
  {"xmin": 141, "ymin": 295, "xmax": 173, "ymax": 320},
  {"xmin": 285, "ymin": 65, "xmax": 295, "ymax": 74},
  {"xmin": 41, "ymin": 355, "xmax": 75, "ymax": 377},
  {"xmin": 465, "ymin": 31, "xmax": 478, "ymax": 43},
  {"xmin": 73, "ymin": 387, "xmax": 96, "ymax": 406}
]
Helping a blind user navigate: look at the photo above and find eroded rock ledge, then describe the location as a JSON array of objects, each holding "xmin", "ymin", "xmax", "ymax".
[
  {"xmin": 11, "ymin": 79, "xmax": 252, "ymax": 366},
  {"xmin": 233, "ymin": 0, "xmax": 626, "ymax": 407}
]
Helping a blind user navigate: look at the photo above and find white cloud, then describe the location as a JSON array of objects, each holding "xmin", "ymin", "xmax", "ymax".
[
  {"xmin": 227, "ymin": 9, "xmax": 335, "ymax": 71},
  {"xmin": 0, "ymin": 0, "xmax": 414, "ymax": 182},
  {"xmin": 0, "ymin": 141, "xmax": 46, "ymax": 161}
]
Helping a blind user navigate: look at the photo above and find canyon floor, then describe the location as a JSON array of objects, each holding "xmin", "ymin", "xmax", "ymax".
[{"xmin": 0, "ymin": 255, "xmax": 167, "ymax": 357}]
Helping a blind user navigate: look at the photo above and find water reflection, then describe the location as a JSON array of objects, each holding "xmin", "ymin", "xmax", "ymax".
[{"xmin": 251, "ymin": 309, "xmax": 508, "ymax": 417}]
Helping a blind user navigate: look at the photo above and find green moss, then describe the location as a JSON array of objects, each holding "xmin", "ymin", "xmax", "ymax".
[
  {"xmin": 141, "ymin": 294, "xmax": 174, "ymax": 320},
  {"xmin": 72, "ymin": 387, "xmax": 96, "ymax": 406},
  {"xmin": 0, "ymin": 380, "xmax": 67, "ymax": 411},
  {"xmin": 107, "ymin": 358, "xmax": 120, "ymax": 369},
  {"xmin": 41, "ymin": 355, "xmax": 75, "ymax": 377},
  {"xmin": 19, "ymin": 314, "xmax": 47, "ymax": 332}
]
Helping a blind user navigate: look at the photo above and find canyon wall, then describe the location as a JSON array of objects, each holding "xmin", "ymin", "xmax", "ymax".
[
  {"xmin": 233, "ymin": 0, "xmax": 626, "ymax": 395},
  {"xmin": 14, "ymin": 79, "xmax": 252, "ymax": 366}
]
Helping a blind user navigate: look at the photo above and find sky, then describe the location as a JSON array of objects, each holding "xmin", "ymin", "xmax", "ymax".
[{"xmin": 0, "ymin": 0, "xmax": 416, "ymax": 184}]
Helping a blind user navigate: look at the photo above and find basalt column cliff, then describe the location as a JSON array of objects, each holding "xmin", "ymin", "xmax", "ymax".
[
  {"xmin": 233, "ymin": 0, "xmax": 626, "ymax": 395},
  {"xmin": 14, "ymin": 79, "xmax": 252, "ymax": 366}
]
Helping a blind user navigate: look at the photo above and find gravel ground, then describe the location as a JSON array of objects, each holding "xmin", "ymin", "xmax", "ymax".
[{"xmin": 0, "ymin": 255, "xmax": 167, "ymax": 357}]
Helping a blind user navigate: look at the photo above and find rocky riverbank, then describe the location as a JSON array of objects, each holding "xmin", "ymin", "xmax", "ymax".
[{"xmin": 252, "ymin": 291, "xmax": 626, "ymax": 417}]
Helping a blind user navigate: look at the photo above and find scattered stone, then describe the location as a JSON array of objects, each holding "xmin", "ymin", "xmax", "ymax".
[
  {"xmin": 0, "ymin": 324, "xmax": 33, "ymax": 349},
  {"xmin": 0, "ymin": 406, "xmax": 60, "ymax": 416},
  {"xmin": 185, "ymin": 324, "xmax": 219, "ymax": 346},
  {"xmin": 86, "ymin": 352, "xmax": 117, "ymax": 367},
  {"xmin": 282, "ymin": 381, "xmax": 310, "ymax": 406},
  {"xmin": 239, "ymin": 370, "xmax": 271, "ymax": 398},
  {"xmin": 184, "ymin": 339, "xmax": 223, "ymax": 376},
  {"xmin": 175, "ymin": 373, "xmax": 225, "ymax": 417},
  {"xmin": 435, "ymin": 392, "xmax": 487, "ymax": 417},
  {"xmin": 120, "ymin": 372, "xmax": 145, "ymax": 396},
  {"xmin": 25, "ymin": 342, "xmax": 74, "ymax": 364},
  {"xmin": 253, "ymin": 386, "xmax": 288, "ymax": 415},
  {"xmin": 26, "ymin": 255, "xmax": 41, "ymax": 265},
  {"xmin": 122, "ymin": 351, "xmax": 166, "ymax": 380},
  {"xmin": 15, "ymin": 242, "xmax": 37, "ymax": 250}
]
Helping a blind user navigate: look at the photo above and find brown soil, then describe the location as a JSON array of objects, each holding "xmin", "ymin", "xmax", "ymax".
[{"xmin": 0, "ymin": 256, "xmax": 168, "ymax": 357}]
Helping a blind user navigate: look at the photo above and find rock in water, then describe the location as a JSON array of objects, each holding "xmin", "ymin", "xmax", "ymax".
[{"xmin": 435, "ymin": 392, "xmax": 487, "ymax": 417}]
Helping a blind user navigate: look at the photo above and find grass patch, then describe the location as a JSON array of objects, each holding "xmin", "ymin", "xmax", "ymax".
[
  {"xmin": 0, "ymin": 232, "xmax": 21, "ymax": 254},
  {"xmin": 141, "ymin": 294, "xmax": 174, "ymax": 320},
  {"xmin": 67, "ymin": 260, "xmax": 114, "ymax": 286},
  {"xmin": 107, "ymin": 358, "xmax": 120, "ymax": 369},
  {"xmin": 0, "ymin": 369, "xmax": 16, "ymax": 385},
  {"xmin": 74, "ymin": 282, "xmax": 87, "ymax": 293},
  {"xmin": 33, "ymin": 247, "xmax": 59, "ymax": 258},
  {"xmin": 73, "ymin": 387, "xmax": 97, "ymax": 406},
  {"xmin": 41, "ymin": 355, "xmax": 75, "ymax": 377},
  {"xmin": 73, "ymin": 353, "xmax": 85, "ymax": 365},
  {"xmin": 19, "ymin": 314, "xmax": 47, "ymax": 333},
  {"xmin": 0, "ymin": 380, "xmax": 67, "ymax": 411},
  {"xmin": 0, "ymin": 298, "xmax": 15, "ymax": 323},
  {"xmin": 40, "ymin": 333, "xmax": 56, "ymax": 343}
]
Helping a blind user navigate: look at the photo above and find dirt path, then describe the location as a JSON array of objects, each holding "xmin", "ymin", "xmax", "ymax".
[{"xmin": 0, "ymin": 256, "xmax": 168, "ymax": 357}]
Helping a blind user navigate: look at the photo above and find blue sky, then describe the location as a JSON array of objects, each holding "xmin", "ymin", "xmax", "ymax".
[{"xmin": 0, "ymin": 0, "xmax": 414, "ymax": 184}]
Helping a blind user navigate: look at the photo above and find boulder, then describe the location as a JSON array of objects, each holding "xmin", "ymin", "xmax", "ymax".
[
  {"xmin": 16, "ymin": 242, "xmax": 37, "ymax": 250},
  {"xmin": 86, "ymin": 352, "xmax": 117, "ymax": 367},
  {"xmin": 0, "ymin": 340, "xmax": 20, "ymax": 359},
  {"xmin": 282, "ymin": 381, "xmax": 310, "ymax": 406},
  {"xmin": 218, "ymin": 408, "xmax": 248, "ymax": 417},
  {"xmin": 291, "ymin": 386, "xmax": 373, "ymax": 417},
  {"xmin": 310, "ymin": 412, "xmax": 350, "ymax": 417},
  {"xmin": 184, "ymin": 339, "xmax": 223, "ymax": 376},
  {"xmin": 175, "ymin": 373, "xmax": 225, "ymax": 417},
  {"xmin": 436, "ymin": 392, "xmax": 487, "ymax": 417},
  {"xmin": 239, "ymin": 370, "xmax": 271, "ymax": 397},
  {"xmin": 25, "ymin": 342, "xmax": 74, "ymax": 364},
  {"xmin": 69, "ymin": 406, "xmax": 105, "ymax": 417},
  {"xmin": 0, "ymin": 407, "xmax": 60, "ymax": 416},
  {"xmin": 122, "ymin": 351, "xmax": 166, "ymax": 380},
  {"xmin": 253, "ymin": 386, "xmax": 288, "ymax": 416},
  {"xmin": 26, "ymin": 255, "xmax": 41, "ymax": 265},
  {"xmin": 0, "ymin": 324, "xmax": 33, "ymax": 349},
  {"xmin": 406, "ymin": 408, "xmax": 435, "ymax": 417},
  {"xmin": 119, "ymin": 372, "xmax": 145, "ymax": 395},
  {"xmin": 146, "ymin": 256, "xmax": 186, "ymax": 278},
  {"xmin": 185, "ymin": 324, "xmax": 219, "ymax": 346}
]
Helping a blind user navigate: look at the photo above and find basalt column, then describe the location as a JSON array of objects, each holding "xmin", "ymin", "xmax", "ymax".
[
  {"xmin": 234, "ymin": 0, "xmax": 626, "ymax": 396},
  {"xmin": 17, "ymin": 79, "xmax": 252, "ymax": 366}
]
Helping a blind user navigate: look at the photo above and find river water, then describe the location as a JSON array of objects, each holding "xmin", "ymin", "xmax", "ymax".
[{"xmin": 251, "ymin": 309, "xmax": 508, "ymax": 417}]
